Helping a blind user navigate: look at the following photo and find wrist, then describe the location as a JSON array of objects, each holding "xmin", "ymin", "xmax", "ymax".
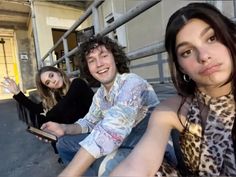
[
  {"xmin": 61, "ymin": 124, "xmax": 67, "ymax": 135},
  {"xmin": 14, "ymin": 90, "xmax": 20, "ymax": 95}
]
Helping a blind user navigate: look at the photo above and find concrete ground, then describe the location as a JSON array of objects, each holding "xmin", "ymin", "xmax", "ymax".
[
  {"xmin": 0, "ymin": 83, "xmax": 176, "ymax": 177},
  {"xmin": 0, "ymin": 98, "xmax": 63, "ymax": 177}
]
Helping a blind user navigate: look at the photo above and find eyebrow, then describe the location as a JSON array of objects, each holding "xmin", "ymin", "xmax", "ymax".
[
  {"xmin": 200, "ymin": 26, "xmax": 211, "ymax": 37},
  {"xmin": 86, "ymin": 48, "xmax": 108, "ymax": 60},
  {"xmin": 176, "ymin": 25, "xmax": 212, "ymax": 51}
]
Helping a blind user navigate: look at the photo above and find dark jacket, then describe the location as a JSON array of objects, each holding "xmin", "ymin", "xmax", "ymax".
[{"xmin": 13, "ymin": 78, "xmax": 94, "ymax": 125}]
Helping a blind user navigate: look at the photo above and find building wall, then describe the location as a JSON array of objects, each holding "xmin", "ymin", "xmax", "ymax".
[
  {"xmin": 98, "ymin": 0, "xmax": 235, "ymax": 83},
  {"xmin": 17, "ymin": 0, "xmax": 236, "ymax": 92},
  {"xmin": 14, "ymin": 2, "xmax": 92, "ymax": 92},
  {"xmin": 33, "ymin": 1, "xmax": 91, "ymax": 64},
  {"xmin": 15, "ymin": 30, "xmax": 36, "ymax": 91}
]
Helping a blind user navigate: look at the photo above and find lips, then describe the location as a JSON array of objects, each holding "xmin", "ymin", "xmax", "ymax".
[
  {"xmin": 97, "ymin": 68, "xmax": 109, "ymax": 74},
  {"xmin": 199, "ymin": 63, "xmax": 221, "ymax": 76}
]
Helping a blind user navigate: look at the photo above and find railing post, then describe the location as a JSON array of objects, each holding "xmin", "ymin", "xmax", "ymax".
[
  {"xmin": 92, "ymin": 0, "xmax": 100, "ymax": 34},
  {"xmin": 62, "ymin": 38, "xmax": 71, "ymax": 73},
  {"xmin": 29, "ymin": 0, "xmax": 41, "ymax": 69},
  {"xmin": 49, "ymin": 52, "xmax": 54, "ymax": 65},
  {"xmin": 157, "ymin": 54, "xmax": 164, "ymax": 83},
  {"xmin": 100, "ymin": 0, "xmax": 161, "ymax": 36},
  {"xmin": 234, "ymin": 0, "xmax": 236, "ymax": 17}
]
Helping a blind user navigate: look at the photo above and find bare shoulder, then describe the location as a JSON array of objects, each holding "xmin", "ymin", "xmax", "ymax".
[{"xmin": 150, "ymin": 95, "xmax": 189, "ymax": 131}]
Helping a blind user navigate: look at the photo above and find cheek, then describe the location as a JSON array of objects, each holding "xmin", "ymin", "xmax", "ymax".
[
  {"xmin": 178, "ymin": 59, "xmax": 194, "ymax": 74},
  {"xmin": 88, "ymin": 64, "xmax": 95, "ymax": 75},
  {"xmin": 59, "ymin": 80, "xmax": 64, "ymax": 87}
]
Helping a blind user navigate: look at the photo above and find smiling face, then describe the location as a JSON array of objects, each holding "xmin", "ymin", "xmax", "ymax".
[
  {"xmin": 86, "ymin": 45, "xmax": 117, "ymax": 91},
  {"xmin": 175, "ymin": 18, "xmax": 233, "ymax": 96},
  {"xmin": 40, "ymin": 71, "xmax": 64, "ymax": 89}
]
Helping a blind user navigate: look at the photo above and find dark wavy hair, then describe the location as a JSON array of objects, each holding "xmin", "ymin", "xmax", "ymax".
[
  {"xmin": 165, "ymin": 2, "xmax": 236, "ymax": 97},
  {"xmin": 77, "ymin": 35, "xmax": 130, "ymax": 82}
]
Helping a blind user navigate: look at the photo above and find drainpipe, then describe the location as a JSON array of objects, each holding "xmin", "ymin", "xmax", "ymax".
[
  {"xmin": 29, "ymin": 0, "xmax": 41, "ymax": 69},
  {"xmin": 234, "ymin": 0, "xmax": 236, "ymax": 17}
]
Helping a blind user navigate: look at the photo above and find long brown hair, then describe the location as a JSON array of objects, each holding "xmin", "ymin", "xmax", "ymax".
[{"xmin": 35, "ymin": 66, "xmax": 71, "ymax": 110}]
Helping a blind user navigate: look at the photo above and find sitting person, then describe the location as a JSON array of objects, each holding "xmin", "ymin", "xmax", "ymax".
[
  {"xmin": 40, "ymin": 35, "xmax": 159, "ymax": 176},
  {"xmin": 0, "ymin": 66, "xmax": 94, "ymax": 126},
  {"xmin": 110, "ymin": 2, "xmax": 236, "ymax": 176}
]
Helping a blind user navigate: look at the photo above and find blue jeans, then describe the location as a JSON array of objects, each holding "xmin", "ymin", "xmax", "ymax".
[
  {"xmin": 56, "ymin": 117, "xmax": 177, "ymax": 176},
  {"xmin": 56, "ymin": 134, "xmax": 87, "ymax": 164},
  {"xmin": 56, "ymin": 133, "xmax": 103, "ymax": 176},
  {"xmin": 56, "ymin": 117, "xmax": 151, "ymax": 161}
]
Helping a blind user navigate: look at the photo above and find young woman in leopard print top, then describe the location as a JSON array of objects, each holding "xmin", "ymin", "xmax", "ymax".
[{"xmin": 111, "ymin": 2, "xmax": 236, "ymax": 176}]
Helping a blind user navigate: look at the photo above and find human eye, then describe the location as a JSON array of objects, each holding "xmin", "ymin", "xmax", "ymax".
[
  {"xmin": 87, "ymin": 58, "xmax": 95, "ymax": 64},
  {"xmin": 179, "ymin": 49, "xmax": 193, "ymax": 58},
  {"xmin": 101, "ymin": 53, "xmax": 108, "ymax": 58},
  {"xmin": 207, "ymin": 34, "xmax": 217, "ymax": 43},
  {"xmin": 206, "ymin": 29, "xmax": 217, "ymax": 43},
  {"xmin": 49, "ymin": 73, "xmax": 54, "ymax": 78},
  {"xmin": 45, "ymin": 81, "xmax": 50, "ymax": 86}
]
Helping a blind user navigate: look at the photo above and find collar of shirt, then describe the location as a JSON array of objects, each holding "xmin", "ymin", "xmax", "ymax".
[{"xmin": 100, "ymin": 73, "xmax": 123, "ymax": 102}]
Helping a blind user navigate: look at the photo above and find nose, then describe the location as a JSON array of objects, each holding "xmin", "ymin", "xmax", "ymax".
[
  {"xmin": 95, "ymin": 58, "xmax": 103, "ymax": 67},
  {"xmin": 52, "ymin": 79, "xmax": 56, "ymax": 85},
  {"xmin": 197, "ymin": 47, "xmax": 211, "ymax": 63},
  {"xmin": 48, "ymin": 79, "xmax": 56, "ymax": 86}
]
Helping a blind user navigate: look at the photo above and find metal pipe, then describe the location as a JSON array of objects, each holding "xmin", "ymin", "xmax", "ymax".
[
  {"xmin": 92, "ymin": 5, "xmax": 100, "ymax": 34},
  {"xmin": 41, "ymin": 0, "xmax": 104, "ymax": 62},
  {"xmin": 127, "ymin": 41, "xmax": 165, "ymax": 61},
  {"xmin": 62, "ymin": 38, "xmax": 71, "ymax": 73},
  {"xmin": 52, "ymin": 46, "xmax": 79, "ymax": 66},
  {"xmin": 100, "ymin": 0, "xmax": 161, "ymax": 36},
  {"xmin": 29, "ymin": 0, "xmax": 41, "ymax": 68},
  {"xmin": 234, "ymin": 0, "xmax": 236, "ymax": 17},
  {"xmin": 49, "ymin": 52, "xmax": 53, "ymax": 65}
]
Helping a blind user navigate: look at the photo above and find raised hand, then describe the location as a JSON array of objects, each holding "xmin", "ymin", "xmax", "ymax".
[{"xmin": 0, "ymin": 77, "xmax": 20, "ymax": 95}]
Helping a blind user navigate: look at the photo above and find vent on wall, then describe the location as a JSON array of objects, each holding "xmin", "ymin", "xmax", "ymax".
[{"xmin": 105, "ymin": 12, "xmax": 127, "ymax": 48}]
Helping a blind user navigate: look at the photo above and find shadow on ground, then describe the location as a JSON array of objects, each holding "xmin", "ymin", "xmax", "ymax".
[
  {"xmin": 0, "ymin": 99, "xmax": 63, "ymax": 177},
  {"xmin": 0, "ymin": 83, "xmax": 177, "ymax": 177}
]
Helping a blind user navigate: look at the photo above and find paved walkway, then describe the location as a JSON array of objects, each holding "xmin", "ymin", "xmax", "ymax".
[
  {"xmin": 152, "ymin": 82, "xmax": 177, "ymax": 101},
  {"xmin": 0, "ymin": 83, "xmax": 176, "ymax": 177},
  {"xmin": 0, "ymin": 99, "xmax": 63, "ymax": 177}
]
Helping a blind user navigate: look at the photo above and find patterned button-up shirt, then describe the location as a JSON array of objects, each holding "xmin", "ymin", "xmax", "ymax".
[{"xmin": 76, "ymin": 73, "xmax": 159, "ymax": 158}]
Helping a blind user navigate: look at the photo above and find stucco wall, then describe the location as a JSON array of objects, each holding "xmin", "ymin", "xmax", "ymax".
[
  {"xmin": 15, "ymin": 30, "xmax": 35, "ymax": 91},
  {"xmin": 33, "ymin": 2, "xmax": 91, "ymax": 63},
  {"xmin": 98, "ymin": 0, "xmax": 235, "ymax": 83},
  {"xmin": 21, "ymin": 0, "xmax": 235, "ymax": 89}
]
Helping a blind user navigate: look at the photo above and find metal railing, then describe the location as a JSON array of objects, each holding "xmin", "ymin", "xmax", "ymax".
[
  {"xmin": 38, "ymin": 0, "xmax": 168, "ymax": 82},
  {"xmin": 34, "ymin": 0, "xmax": 236, "ymax": 83}
]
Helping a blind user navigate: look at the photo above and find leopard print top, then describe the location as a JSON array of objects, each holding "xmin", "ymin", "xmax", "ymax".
[{"xmin": 180, "ymin": 91, "xmax": 236, "ymax": 176}]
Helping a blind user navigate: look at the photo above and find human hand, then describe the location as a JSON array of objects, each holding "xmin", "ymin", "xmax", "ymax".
[
  {"xmin": 35, "ymin": 135, "xmax": 52, "ymax": 143},
  {"xmin": 41, "ymin": 121, "xmax": 66, "ymax": 138},
  {"xmin": 0, "ymin": 77, "xmax": 20, "ymax": 95}
]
